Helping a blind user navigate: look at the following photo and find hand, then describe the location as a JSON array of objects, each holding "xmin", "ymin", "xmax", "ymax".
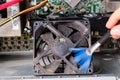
[{"xmin": 106, "ymin": 8, "xmax": 120, "ymax": 39}]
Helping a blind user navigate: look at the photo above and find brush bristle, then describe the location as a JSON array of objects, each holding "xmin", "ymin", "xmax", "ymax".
[{"xmin": 70, "ymin": 48, "xmax": 92, "ymax": 73}]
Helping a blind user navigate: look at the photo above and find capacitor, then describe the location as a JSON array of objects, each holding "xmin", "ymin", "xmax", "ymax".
[{"xmin": 43, "ymin": 6, "xmax": 48, "ymax": 12}]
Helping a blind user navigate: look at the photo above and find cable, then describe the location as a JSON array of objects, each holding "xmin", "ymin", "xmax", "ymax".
[
  {"xmin": 0, "ymin": 0, "xmax": 23, "ymax": 10},
  {"xmin": 0, "ymin": 0, "xmax": 48, "ymax": 27}
]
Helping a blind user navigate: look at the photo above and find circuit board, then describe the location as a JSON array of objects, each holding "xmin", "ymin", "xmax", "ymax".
[{"xmin": 33, "ymin": 0, "xmax": 105, "ymax": 15}]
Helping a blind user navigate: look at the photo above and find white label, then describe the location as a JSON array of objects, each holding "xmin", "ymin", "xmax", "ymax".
[{"xmin": 11, "ymin": 6, "xmax": 19, "ymax": 30}]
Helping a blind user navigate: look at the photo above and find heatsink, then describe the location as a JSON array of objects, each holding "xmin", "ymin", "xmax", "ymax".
[{"xmin": 65, "ymin": 0, "xmax": 81, "ymax": 8}]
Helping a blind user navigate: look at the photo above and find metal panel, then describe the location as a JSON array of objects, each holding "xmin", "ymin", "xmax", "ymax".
[
  {"xmin": 0, "ymin": 0, "xmax": 21, "ymax": 37},
  {"xmin": 23, "ymin": 76, "xmax": 117, "ymax": 80},
  {"xmin": 65, "ymin": 0, "xmax": 81, "ymax": 8},
  {"xmin": 0, "ymin": 76, "xmax": 116, "ymax": 80},
  {"xmin": 105, "ymin": 1, "xmax": 120, "ymax": 12}
]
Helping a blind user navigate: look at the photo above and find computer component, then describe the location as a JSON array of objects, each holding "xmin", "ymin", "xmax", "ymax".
[
  {"xmin": 30, "ymin": 0, "xmax": 105, "ymax": 16},
  {"xmin": 0, "ymin": 0, "xmax": 21, "ymax": 37},
  {"xmin": 30, "ymin": 16, "xmax": 93, "ymax": 75}
]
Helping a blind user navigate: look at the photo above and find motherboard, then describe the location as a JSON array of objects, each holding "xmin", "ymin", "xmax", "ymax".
[{"xmin": 31, "ymin": 0, "xmax": 105, "ymax": 15}]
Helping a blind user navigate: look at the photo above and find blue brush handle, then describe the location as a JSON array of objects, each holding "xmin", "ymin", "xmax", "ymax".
[{"xmin": 98, "ymin": 30, "xmax": 110, "ymax": 44}]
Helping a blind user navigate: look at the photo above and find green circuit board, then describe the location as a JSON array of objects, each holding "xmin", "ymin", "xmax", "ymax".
[
  {"xmin": 34, "ymin": 0, "xmax": 105, "ymax": 15},
  {"xmin": 80, "ymin": 0, "xmax": 105, "ymax": 13}
]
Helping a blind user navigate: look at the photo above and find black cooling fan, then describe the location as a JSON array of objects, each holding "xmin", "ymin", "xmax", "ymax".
[{"xmin": 32, "ymin": 18, "xmax": 93, "ymax": 75}]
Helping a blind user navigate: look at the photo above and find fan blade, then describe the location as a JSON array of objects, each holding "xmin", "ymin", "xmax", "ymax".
[
  {"xmin": 64, "ymin": 56, "xmax": 77, "ymax": 74},
  {"xmin": 58, "ymin": 24, "xmax": 73, "ymax": 37},
  {"xmin": 69, "ymin": 32, "xmax": 88, "ymax": 47},
  {"xmin": 41, "ymin": 32, "xmax": 54, "ymax": 45},
  {"xmin": 45, "ymin": 60, "xmax": 61, "ymax": 73},
  {"xmin": 68, "ymin": 21, "xmax": 88, "ymax": 34}
]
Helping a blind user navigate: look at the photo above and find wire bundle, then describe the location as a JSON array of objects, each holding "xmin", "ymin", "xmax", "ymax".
[{"xmin": 0, "ymin": 0, "xmax": 48, "ymax": 27}]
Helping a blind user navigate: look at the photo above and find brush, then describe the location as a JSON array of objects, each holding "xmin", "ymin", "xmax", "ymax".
[{"xmin": 70, "ymin": 30, "xmax": 110, "ymax": 73}]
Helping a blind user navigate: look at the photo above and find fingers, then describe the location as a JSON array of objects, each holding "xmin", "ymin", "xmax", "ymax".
[
  {"xmin": 110, "ymin": 25, "xmax": 120, "ymax": 39},
  {"xmin": 106, "ymin": 8, "xmax": 120, "ymax": 29},
  {"xmin": 106, "ymin": 8, "xmax": 120, "ymax": 39}
]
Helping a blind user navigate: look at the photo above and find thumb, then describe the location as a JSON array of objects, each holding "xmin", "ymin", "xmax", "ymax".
[{"xmin": 111, "ymin": 25, "xmax": 120, "ymax": 39}]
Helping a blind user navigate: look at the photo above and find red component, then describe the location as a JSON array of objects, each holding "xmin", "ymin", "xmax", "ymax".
[{"xmin": 0, "ymin": 0, "xmax": 23, "ymax": 10}]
